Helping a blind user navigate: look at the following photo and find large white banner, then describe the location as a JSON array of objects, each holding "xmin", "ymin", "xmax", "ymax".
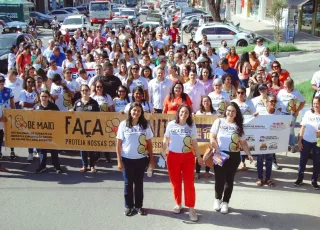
[{"xmin": 242, "ymin": 115, "xmax": 292, "ymax": 155}]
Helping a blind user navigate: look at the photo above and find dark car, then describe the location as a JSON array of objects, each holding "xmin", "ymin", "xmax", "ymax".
[
  {"xmin": 0, "ymin": 33, "xmax": 35, "ymax": 74},
  {"xmin": 30, "ymin": 11, "xmax": 53, "ymax": 29}
]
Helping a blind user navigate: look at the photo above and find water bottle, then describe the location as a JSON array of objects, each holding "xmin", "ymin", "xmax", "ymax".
[
  {"xmin": 147, "ymin": 166, "xmax": 153, "ymax": 177},
  {"xmin": 317, "ymin": 125, "xmax": 320, "ymax": 147}
]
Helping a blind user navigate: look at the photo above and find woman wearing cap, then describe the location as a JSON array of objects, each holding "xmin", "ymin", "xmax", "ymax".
[
  {"xmin": 123, "ymin": 64, "xmax": 149, "ymax": 101},
  {"xmin": 19, "ymin": 76, "xmax": 40, "ymax": 162},
  {"xmin": 162, "ymin": 105, "xmax": 203, "ymax": 221},
  {"xmin": 232, "ymin": 86, "xmax": 256, "ymax": 170},
  {"xmin": 210, "ymin": 102, "xmax": 253, "ymax": 214},
  {"xmin": 208, "ymin": 78, "xmax": 230, "ymax": 115},
  {"xmin": 116, "ymin": 102, "xmax": 155, "ymax": 216},
  {"xmin": 267, "ymin": 61, "xmax": 290, "ymax": 85},
  {"xmin": 163, "ymin": 81, "xmax": 193, "ymax": 114},
  {"xmin": 73, "ymin": 84, "xmax": 100, "ymax": 173},
  {"xmin": 268, "ymin": 72, "xmax": 283, "ymax": 96}
]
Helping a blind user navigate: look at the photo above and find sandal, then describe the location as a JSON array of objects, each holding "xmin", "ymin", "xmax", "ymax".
[
  {"xmin": 80, "ymin": 167, "xmax": 88, "ymax": 173},
  {"xmin": 256, "ymin": 179, "xmax": 263, "ymax": 186},
  {"xmin": 265, "ymin": 179, "xmax": 275, "ymax": 187},
  {"xmin": 204, "ymin": 172, "xmax": 210, "ymax": 178},
  {"xmin": 91, "ymin": 167, "xmax": 97, "ymax": 173},
  {"xmin": 195, "ymin": 173, "xmax": 200, "ymax": 179}
]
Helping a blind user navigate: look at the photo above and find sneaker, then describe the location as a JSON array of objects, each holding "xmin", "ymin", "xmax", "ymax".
[
  {"xmin": 272, "ymin": 162, "xmax": 280, "ymax": 170},
  {"xmin": 311, "ymin": 181, "xmax": 320, "ymax": 190},
  {"xmin": 124, "ymin": 208, "xmax": 134, "ymax": 216},
  {"xmin": 136, "ymin": 208, "xmax": 146, "ymax": 215},
  {"xmin": 173, "ymin": 204, "xmax": 182, "ymax": 214},
  {"xmin": 35, "ymin": 168, "xmax": 47, "ymax": 174},
  {"xmin": 294, "ymin": 178, "xmax": 303, "ymax": 186},
  {"xmin": 213, "ymin": 199, "xmax": 222, "ymax": 211},
  {"xmin": 10, "ymin": 152, "xmax": 16, "ymax": 160},
  {"xmin": 27, "ymin": 153, "xmax": 33, "ymax": 162},
  {"xmin": 188, "ymin": 208, "xmax": 198, "ymax": 222},
  {"xmin": 220, "ymin": 202, "xmax": 229, "ymax": 214}
]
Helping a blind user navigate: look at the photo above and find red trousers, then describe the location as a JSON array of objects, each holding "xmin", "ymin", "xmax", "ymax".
[{"xmin": 167, "ymin": 151, "xmax": 196, "ymax": 208}]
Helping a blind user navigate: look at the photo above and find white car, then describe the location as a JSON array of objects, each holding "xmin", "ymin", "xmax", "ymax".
[
  {"xmin": 194, "ymin": 23, "xmax": 254, "ymax": 47},
  {"xmin": 139, "ymin": 5, "xmax": 151, "ymax": 15},
  {"xmin": 60, "ymin": 15, "xmax": 88, "ymax": 35},
  {"xmin": 47, "ymin": 9, "xmax": 75, "ymax": 22},
  {"xmin": 119, "ymin": 9, "xmax": 139, "ymax": 24}
]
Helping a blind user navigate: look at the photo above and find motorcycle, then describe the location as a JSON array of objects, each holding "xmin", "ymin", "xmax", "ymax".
[{"xmin": 51, "ymin": 22, "xmax": 60, "ymax": 38}]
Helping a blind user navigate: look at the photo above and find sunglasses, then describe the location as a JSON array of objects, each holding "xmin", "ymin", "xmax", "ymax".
[
  {"xmin": 268, "ymin": 100, "xmax": 277, "ymax": 103},
  {"xmin": 27, "ymin": 81, "xmax": 35, "ymax": 83},
  {"xmin": 237, "ymin": 91, "xmax": 245, "ymax": 95},
  {"xmin": 96, "ymin": 85, "xmax": 103, "ymax": 88},
  {"xmin": 118, "ymin": 90, "xmax": 126, "ymax": 93},
  {"xmin": 273, "ymin": 65, "xmax": 280, "ymax": 68}
]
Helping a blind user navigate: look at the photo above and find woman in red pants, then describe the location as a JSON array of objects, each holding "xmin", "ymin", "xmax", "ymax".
[{"xmin": 162, "ymin": 105, "xmax": 204, "ymax": 222}]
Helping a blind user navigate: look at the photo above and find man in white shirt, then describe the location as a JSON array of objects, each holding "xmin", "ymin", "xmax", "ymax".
[
  {"xmin": 47, "ymin": 60, "xmax": 63, "ymax": 88},
  {"xmin": 43, "ymin": 39, "xmax": 55, "ymax": 61},
  {"xmin": 254, "ymin": 38, "xmax": 266, "ymax": 57},
  {"xmin": 258, "ymin": 47, "xmax": 276, "ymax": 73},
  {"xmin": 173, "ymin": 35, "xmax": 184, "ymax": 50},
  {"xmin": 148, "ymin": 68, "xmax": 173, "ymax": 113}
]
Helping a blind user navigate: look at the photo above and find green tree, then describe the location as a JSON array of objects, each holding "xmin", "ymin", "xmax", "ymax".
[
  {"xmin": 206, "ymin": 0, "xmax": 222, "ymax": 22},
  {"xmin": 269, "ymin": 0, "xmax": 288, "ymax": 53}
]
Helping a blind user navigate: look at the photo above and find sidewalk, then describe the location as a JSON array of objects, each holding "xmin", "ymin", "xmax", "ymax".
[{"xmin": 231, "ymin": 14, "xmax": 320, "ymax": 51}]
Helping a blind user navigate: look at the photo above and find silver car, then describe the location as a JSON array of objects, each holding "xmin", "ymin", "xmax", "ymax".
[{"xmin": 47, "ymin": 10, "xmax": 74, "ymax": 22}]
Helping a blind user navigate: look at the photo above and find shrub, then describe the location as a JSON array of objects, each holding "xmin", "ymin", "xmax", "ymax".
[{"xmin": 295, "ymin": 80, "xmax": 313, "ymax": 104}]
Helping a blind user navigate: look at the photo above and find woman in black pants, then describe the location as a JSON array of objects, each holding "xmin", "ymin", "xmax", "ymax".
[{"xmin": 209, "ymin": 102, "xmax": 253, "ymax": 214}]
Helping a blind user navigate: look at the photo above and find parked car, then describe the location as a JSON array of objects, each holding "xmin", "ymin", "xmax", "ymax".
[
  {"xmin": 119, "ymin": 9, "xmax": 139, "ymax": 24},
  {"xmin": 47, "ymin": 9, "xmax": 75, "ymax": 22},
  {"xmin": 30, "ymin": 11, "xmax": 53, "ymax": 29},
  {"xmin": 75, "ymin": 6, "xmax": 89, "ymax": 16},
  {"xmin": 102, "ymin": 20, "xmax": 125, "ymax": 30},
  {"xmin": 62, "ymin": 7, "xmax": 80, "ymax": 14},
  {"xmin": 0, "ymin": 33, "xmax": 35, "ymax": 74},
  {"xmin": 139, "ymin": 5, "xmax": 152, "ymax": 15},
  {"xmin": 0, "ymin": 15, "xmax": 29, "ymax": 33},
  {"xmin": 60, "ymin": 15, "xmax": 88, "ymax": 35},
  {"xmin": 194, "ymin": 23, "xmax": 254, "ymax": 47},
  {"xmin": 111, "ymin": 18, "xmax": 129, "ymax": 26}
]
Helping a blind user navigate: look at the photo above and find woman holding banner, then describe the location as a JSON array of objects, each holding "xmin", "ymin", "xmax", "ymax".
[
  {"xmin": 124, "ymin": 87, "xmax": 153, "ymax": 113},
  {"xmin": 232, "ymin": 86, "xmax": 256, "ymax": 171},
  {"xmin": 295, "ymin": 96, "xmax": 320, "ymax": 190},
  {"xmin": 19, "ymin": 76, "xmax": 40, "ymax": 162},
  {"xmin": 162, "ymin": 105, "xmax": 203, "ymax": 222},
  {"xmin": 73, "ymin": 84, "xmax": 100, "ymax": 173},
  {"xmin": 208, "ymin": 78, "xmax": 230, "ymax": 115},
  {"xmin": 34, "ymin": 90, "xmax": 63, "ymax": 174},
  {"xmin": 116, "ymin": 102, "xmax": 155, "ymax": 216},
  {"xmin": 210, "ymin": 102, "xmax": 253, "ymax": 214},
  {"xmin": 114, "ymin": 85, "xmax": 130, "ymax": 113}
]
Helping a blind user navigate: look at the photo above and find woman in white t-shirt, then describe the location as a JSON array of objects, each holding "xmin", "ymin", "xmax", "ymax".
[
  {"xmin": 116, "ymin": 102, "xmax": 155, "ymax": 216},
  {"xmin": 295, "ymin": 96, "xmax": 320, "ymax": 190},
  {"xmin": 277, "ymin": 78, "xmax": 306, "ymax": 153},
  {"xmin": 115, "ymin": 61, "xmax": 128, "ymax": 83},
  {"xmin": 210, "ymin": 102, "xmax": 253, "ymax": 214},
  {"xmin": 232, "ymin": 86, "xmax": 256, "ymax": 170},
  {"xmin": 5, "ymin": 69, "xmax": 23, "ymax": 109},
  {"xmin": 19, "ymin": 77, "xmax": 40, "ymax": 162},
  {"xmin": 162, "ymin": 105, "xmax": 203, "ymax": 222},
  {"xmin": 123, "ymin": 64, "xmax": 149, "ymax": 101},
  {"xmin": 195, "ymin": 96, "xmax": 217, "ymax": 179},
  {"xmin": 124, "ymin": 86, "xmax": 153, "ymax": 114},
  {"xmin": 113, "ymin": 85, "xmax": 130, "ymax": 113},
  {"xmin": 208, "ymin": 78, "xmax": 230, "ymax": 115}
]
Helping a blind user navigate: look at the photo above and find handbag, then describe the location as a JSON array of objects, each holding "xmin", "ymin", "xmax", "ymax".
[{"xmin": 213, "ymin": 152, "xmax": 230, "ymax": 167}]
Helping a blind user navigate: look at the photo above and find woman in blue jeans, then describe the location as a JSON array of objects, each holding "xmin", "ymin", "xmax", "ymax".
[
  {"xmin": 116, "ymin": 102, "xmax": 155, "ymax": 216},
  {"xmin": 255, "ymin": 94, "xmax": 282, "ymax": 187},
  {"xmin": 295, "ymin": 96, "xmax": 320, "ymax": 190}
]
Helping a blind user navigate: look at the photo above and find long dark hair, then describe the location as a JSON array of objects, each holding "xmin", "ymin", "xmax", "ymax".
[
  {"xmin": 270, "ymin": 72, "xmax": 280, "ymax": 87},
  {"xmin": 23, "ymin": 76, "xmax": 35, "ymax": 90},
  {"xmin": 131, "ymin": 86, "xmax": 146, "ymax": 103},
  {"xmin": 126, "ymin": 102, "xmax": 148, "ymax": 129},
  {"xmin": 93, "ymin": 80, "xmax": 107, "ymax": 95},
  {"xmin": 117, "ymin": 85, "xmax": 130, "ymax": 103},
  {"xmin": 239, "ymin": 52, "xmax": 249, "ymax": 73},
  {"xmin": 175, "ymin": 105, "xmax": 193, "ymax": 127},
  {"xmin": 141, "ymin": 66, "xmax": 153, "ymax": 80},
  {"xmin": 199, "ymin": 68, "xmax": 213, "ymax": 80},
  {"xmin": 200, "ymin": 96, "xmax": 215, "ymax": 114},
  {"xmin": 169, "ymin": 81, "xmax": 187, "ymax": 102},
  {"xmin": 223, "ymin": 102, "xmax": 244, "ymax": 136}
]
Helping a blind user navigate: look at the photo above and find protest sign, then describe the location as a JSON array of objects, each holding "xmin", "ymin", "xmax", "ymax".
[
  {"xmin": 69, "ymin": 68, "xmax": 95, "ymax": 80},
  {"xmin": 4, "ymin": 110, "xmax": 291, "ymax": 154}
]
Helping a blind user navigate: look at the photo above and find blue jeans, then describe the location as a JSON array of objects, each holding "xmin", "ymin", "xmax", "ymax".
[
  {"xmin": 39, "ymin": 149, "xmax": 61, "ymax": 170},
  {"xmin": 257, "ymin": 154, "xmax": 273, "ymax": 180},
  {"xmin": 289, "ymin": 115, "xmax": 297, "ymax": 146},
  {"xmin": 298, "ymin": 139, "xmax": 319, "ymax": 182},
  {"xmin": 80, "ymin": 151, "xmax": 97, "ymax": 168},
  {"xmin": 122, "ymin": 157, "xmax": 149, "ymax": 208}
]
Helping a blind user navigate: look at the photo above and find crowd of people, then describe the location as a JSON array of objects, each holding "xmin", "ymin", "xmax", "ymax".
[{"xmin": 0, "ymin": 17, "xmax": 319, "ymax": 221}]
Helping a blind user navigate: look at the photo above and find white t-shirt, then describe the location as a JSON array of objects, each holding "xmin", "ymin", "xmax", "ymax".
[
  {"xmin": 62, "ymin": 59, "xmax": 76, "ymax": 69},
  {"xmin": 50, "ymin": 83, "xmax": 72, "ymax": 111},
  {"xmin": 116, "ymin": 120, "xmax": 153, "ymax": 159},
  {"xmin": 113, "ymin": 98, "xmax": 129, "ymax": 112},
  {"xmin": 91, "ymin": 94, "xmax": 113, "ymax": 112},
  {"xmin": 311, "ymin": 71, "xmax": 320, "ymax": 90},
  {"xmin": 301, "ymin": 110, "xmax": 320, "ymax": 143},
  {"xmin": 115, "ymin": 73, "xmax": 127, "ymax": 82},
  {"xmin": 124, "ymin": 101, "xmax": 153, "ymax": 113},
  {"xmin": 252, "ymin": 96, "xmax": 267, "ymax": 114},
  {"xmin": 218, "ymin": 47, "xmax": 230, "ymax": 59},
  {"xmin": 210, "ymin": 118, "xmax": 245, "ymax": 152},
  {"xmin": 277, "ymin": 89, "xmax": 305, "ymax": 114},
  {"xmin": 65, "ymin": 79, "xmax": 80, "ymax": 92},
  {"xmin": 8, "ymin": 53, "xmax": 16, "ymax": 70},
  {"xmin": 258, "ymin": 109, "xmax": 281, "ymax": 116},
  {"xmin": 4, "ymin": 78, "xmax": 23, "ymax": 103},
  {"xmin": 231, "ymin": 99, "xmax": 256, "ymax": 115},
  {"xmin": 164, "ymin": 120, "xmax": 197, "ymax": 153},
  {"xmin": 19, "ymin": 90, "xmax": 37, "ymax": 110},
  {"xmin": 47, "ymin": 67, "xmax": 64, "ymax": 80},
  {"xmin": 75, "ymin": 76, "xmax": 92, "ymax": 86},
  {"xmin": 254, "ymin": 45, "xmax": 266, "ymax": 57},
  {"xmin": 208, "ymin": 91, "xmax": 230, "ymax": 114},
  {"xmin": 123, "ymin": 76, "xmax": 149, "ymax": 95}
]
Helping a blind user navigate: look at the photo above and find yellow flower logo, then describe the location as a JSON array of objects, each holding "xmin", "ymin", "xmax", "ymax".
[{"xmin": 105, "ymin": 118, "xmax": 120, "ymax": 138}]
